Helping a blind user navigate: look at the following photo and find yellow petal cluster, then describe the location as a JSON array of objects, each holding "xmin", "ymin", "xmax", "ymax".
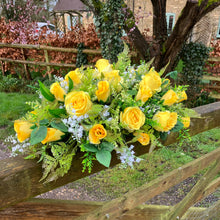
[
  {"xmin": 161, "ymin": 90, "xmax": 178, "ymax": 106},
  {"xmin": 136, "ymin": 84, "xmax": 153, "ymax": 103},
  {"xmin": 182, "ymin": 117, "xmax": 190, "ymax": 128},
  {"xmin": 14, "ymin": 120, "xmax": 33, "ymax": 142},
  {"xmin": 41, "ymin": 128, "xmax": 65, "ymax": 144},
  {"xmin": 50, "ymin": 82, "xmax": 66, "ymax": 102},
  {"xmin": 65, "ymin": 68, "xmax": 82, "ymax": 85},
  {"xmin": 96, "ymin": 81, "xmax": 110, "ymax": 102},
  {"xmin": 153, "ymin": 111, "xmax": 178, "ymax": 132},
  {"xmin": 95, "ymin": 59, "xmax": 111, "ymax": 73},
  {"xmin": 120, "ymin": 107, "xmax": 145, "ymax": 131},
  {"xmin": 89, "ymin": 124, "xmax": 107, "ymax": 144},
  {"xmin": 141, "ymin": 68, "xmax": 162, "ymax": 92},
  {"xmin": 65, "ymin": 91, "xmax": 92, "ymax": 116},
  {"xmin": 134, "ymin": 132, "xmax": 150, "ymax": 146}
]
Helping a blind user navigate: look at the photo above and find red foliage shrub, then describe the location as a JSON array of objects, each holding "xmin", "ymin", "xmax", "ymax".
[{"xmin": 0, "ymin": 18, "xmax": 101, "ymax": 78}]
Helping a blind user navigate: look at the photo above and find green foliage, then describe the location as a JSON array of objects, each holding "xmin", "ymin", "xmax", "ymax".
[
  {"xmin": 76, "ymin": 43, "xmax": 88, "ymax": 68},
  {"xmin": 175, "ymin": 42, "xmax": 211, "ymax": 107},
  {"xmin": 94, "ymin": 0, "xmax": 125, "ymax": 62}
]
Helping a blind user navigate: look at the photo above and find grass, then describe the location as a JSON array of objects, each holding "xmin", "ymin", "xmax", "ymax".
[{"xmin": 0, "ymin": 92, "xmax": 38, "ymax": 141}]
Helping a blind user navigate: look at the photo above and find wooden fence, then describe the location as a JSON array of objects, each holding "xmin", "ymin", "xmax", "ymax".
[
  {"xmin": 0, "ymin": 43, "xmax": 102, "ymax": 80},
  {"xmin": 0, "ymin": 101, "xmax": 220, "ymax": 219}
]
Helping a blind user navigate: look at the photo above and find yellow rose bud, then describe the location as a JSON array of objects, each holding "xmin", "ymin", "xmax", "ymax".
[
  {"xmin": 96, "ymin": 81, "xmax": 110, "ymax": 102},
  {"xmin": 161, "ymin": 90, "xmax": 178, "ymax": 106},
  {"xmin": 120, "ymin": 107, "xmax": 145, "ymax": 131},
  {"xmin": 161, "ymin": 78, "xmax": 170, "ymax": 89},
  {"xmin": 176, "ymin": 91, "xmax": 187, "ymax": 103},
  {"xmin": 142, "ymin": 68, "xmax": 161, "ymax": 92},
  {"xmin": 134, "ymin": 132, "xmax": 150, "ymax": 146},
  {"xmin": 182, "ymin": 117, "xmax": 190, "ymax": 128},
  {"xmin": 65, "ymin": 68, "xmax": 82, "ymax": 85},
  {"xmin": 41, "ymin": 128, "xmax": 65, "ymax": 144},
  {"xmin": 50, "ymin": 82, "xmax": 66, "ymax": 102},
  {"xmin": 65, "ymin": 91, "xmax": 92, "ymax": 116},
  {"xmin": 14, "ymin": 120, "xmax": 33, "ymax": 142},
  {"xmin": 136, "ymin": 84, "xmax": 152, "ymax": 103},
  {"xmin": 89, "ymin": 124, "xmax": 107, "ymax": 145},
  {"xmin": 95, "ymin": 59, "xmax": 111, "ymax": 73},
  {"xmin": 153, "ymin": 111, "xmax": 178, "ymax": 132}
]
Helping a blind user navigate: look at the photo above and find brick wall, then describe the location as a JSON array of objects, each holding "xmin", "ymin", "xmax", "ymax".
[{"xmin": 124, "ymin": 0, "xmax": 220, "ymax": 43}]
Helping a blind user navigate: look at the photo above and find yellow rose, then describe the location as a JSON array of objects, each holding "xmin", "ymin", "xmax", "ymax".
[
  {"xmin": 176, "ymin": 91, "xmax": 187, "ymax": 103},
  {"xmin": 134, "ymin": 132, "xmax": 150, "ymax": 146},
  {"xmin": 136, "ymin": 84, "xmax": 152, "ymax": 103},
  {"xmin": 104, "ymin": 70, "xmax": 121, "ymax": 83},
  {"xmin": 153, "ymin": 111, "xmax": 178, "ymax": 132},
  {"xmin": 65, "ymin": 68, "xmax": 82, "ymax": 85},
  {"xmin": 182, "ymin": 117, "xmax": 190, "ymax": 128},
  {"xmin": 14, "ymin": 120, "xmax": 33, "ymax": 142},
  {"xmin": 96, "ymin": 81, "xmax": 110, "ymax": 102},
  {"xmin": 120, "ymin": 107, "xmax": 145, "ymax": 131},
  {"xmin": 41, "ymin": 128, "xmax": 65, "ymax": 144},
  {"xmin": 89, "ymin": 124, "xmax": 107, "ymax": 144},
  {"xmin": 95, "ymin": 59, "xmax": 111, "ymax": 73},
  {"xmin": 65, "ymin": 91, "xmax": 92, "ymax": 116},
  {"xmin": 50, "ymin": 82, "xmax": 66, "ymax": 102},
  {"xmin": 161, "ymin": 90, "xmax": 178, "ymax": 106},
  {"xmin": 141, "ymin": 68, "xmax": 161, "ymax": 92}
]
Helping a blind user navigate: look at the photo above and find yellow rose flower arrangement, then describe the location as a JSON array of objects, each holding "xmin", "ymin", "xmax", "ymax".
[
  {"xmin": 10, "ymin": 46, "xmax": 192, "ymax": 182},
  {"xmin": 14, "ymin": 120, "xmax": 34, "ymax": 142},
  {"xmin": 41, "ymin": 128, "xmax": 65, "ymax": 144},
  {"xmin": 153, "ymin": 111, "xmax": 178, "ymax": 132},
  {"xmin": 65, "ymin": 91, "xmax": 92, "ymax": 116},
  {"xmin": 50, "ymin": 82, "xmax": 66, "ymax": 102},
  {"xmin": 89, "ymin": 124, "xmax": 107, "ymax": 144},
  {"xmin": 96, "ymin": 81, "xmax": 110, "ymax": 102},
  {"xmin": 120, "ymin": 107, "xmax": 145, "ymax": 131},
  {"xmin": 161, "ymin": 90, "xmax": 178, "ymax": 106}
]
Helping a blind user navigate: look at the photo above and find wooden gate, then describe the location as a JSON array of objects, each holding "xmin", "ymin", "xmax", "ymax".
[{"xmin": 0, "ymin": 102, "xmax": 220, "ymax": 219}]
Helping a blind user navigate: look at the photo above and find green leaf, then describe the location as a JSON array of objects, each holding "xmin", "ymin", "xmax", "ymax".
[
  {"xmin": 165, "ymin": 71, "xmax": 178, "ymax": 80},
  {"xmin": 68, "ymin": 76, "xmax": 74, "ymax": 92},
  {"xmin": 171, "ymin": 120, "xmax": 184, "ymax": 132},
  {"xmin": 51, "ymin": 121, "xmax": 68, "ymax": 133},
  {"xmin": 49, "ymin": 108, "xmax": 67, "ymax": 118},
  {"xmin": 39, "ymin": 119, "xmax": 49, "ymax": 126},
  {"xmin": 96, "ymin": 150, "xmax": 111, "ymax": 167},
  {"xmin": 159, "ymin": 61, "xmax": 170, "ymax": 76},
  {"xmin": 30, "ymin": 126, "xmax": 47, "ymax": 145},
  {"xmin": 127, "ymin": 90, "xmax": 137, "ymax": 96},
  {"xmin": 83, "ymin": 143, "xmax": 98, "ymax": 153},
  {"xmin": 160, "ymin": 132, "xmax": 168, "ymax": 141},
  {"xmin": 38, "ymin": 80, "xmax": 55, "ymax": 102},
  {"xmin": 100, "ymin": 142, "xmax": 114, "ymax": 152}
]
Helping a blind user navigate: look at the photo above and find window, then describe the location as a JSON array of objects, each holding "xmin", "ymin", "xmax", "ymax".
[
  {"xmin": 217, "ymin": 17, "xmax": 220, "ymax": 38},
  {"xmin": 166, "ymin": 13, "xmax": 175, "ymax": 35},
  {"xmin": 67, "ymin": 15, "xmax": 83, "ymax": 30}
]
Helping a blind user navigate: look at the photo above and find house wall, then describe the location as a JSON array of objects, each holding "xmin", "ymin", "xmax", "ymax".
[{"xmin": 125, "ymin": 0, "xmax": 220, "ymax": 45}]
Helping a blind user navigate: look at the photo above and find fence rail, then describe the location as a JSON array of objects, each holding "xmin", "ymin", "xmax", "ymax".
[
  {"xmin": 0, "ymin": 43, "xmax": 102, "ymax": 80},
  {"xmin": 0, "ymin": 101, "xmax": 219, "ymax": 210}
]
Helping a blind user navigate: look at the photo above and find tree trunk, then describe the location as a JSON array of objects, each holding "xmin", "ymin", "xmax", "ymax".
[{"xmin": 80, "ymin": 0, "xmax": 220, "ymax": 72}]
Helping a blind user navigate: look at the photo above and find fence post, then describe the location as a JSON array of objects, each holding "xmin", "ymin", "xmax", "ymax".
[
  {"xmin": 21, "ymin": 48, "xmax": 31, "ymax": 80},
  {"xmin": 163, "ymin": 154, "xmax": 220, "ymax": 220},
  {"xmin": 0, "ymin": 61, "xmax": 5, "ymax": 76},
  {"xmin": 44, "ymin": 49, "xmax": 52, "ymax": 80}
]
